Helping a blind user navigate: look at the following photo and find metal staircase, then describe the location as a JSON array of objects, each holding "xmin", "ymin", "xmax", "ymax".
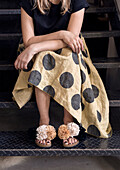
[{"xmin": 0, "ymin": 0, "xmax": 120, "ymax": 156}]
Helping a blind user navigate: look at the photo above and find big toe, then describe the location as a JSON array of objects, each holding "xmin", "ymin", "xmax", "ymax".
[{"xmin": 42, "ymin": 139, "xmax": 46, "ymax": 144}]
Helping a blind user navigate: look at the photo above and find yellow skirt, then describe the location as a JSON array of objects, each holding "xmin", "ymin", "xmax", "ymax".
[{"xmin": 12, "ymin": 35, "xmax": 112, "ymax": 138}]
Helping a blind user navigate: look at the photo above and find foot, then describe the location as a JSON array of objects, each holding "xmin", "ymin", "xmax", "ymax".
[
  {"xmin": 36, "ymin": 139, "xmax": 51, "ymax": 144},
  {"xmin": 35, "ymin": 138, "xmax": 51, "ymax": 147},
  {"xmin": 36, "ymin": 121, "xmax": 50, "ymax": 147},
  {"xmin": 63, "ymin": 137, "xmax": 78, "ymax": 145}
]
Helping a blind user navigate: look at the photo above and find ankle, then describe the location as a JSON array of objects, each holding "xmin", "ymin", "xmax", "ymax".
[
  {"xmin": 39, "ymin": 119, "xmax": 49, "ymax": 126},
  {"xmin": 63, "ymin": 119, "xmax": 73, "ymax": 125}
]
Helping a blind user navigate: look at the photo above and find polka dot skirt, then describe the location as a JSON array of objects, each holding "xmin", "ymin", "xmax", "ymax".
[{"xmin": 12, "ymin": 35, "xmax": 112, "ymax": 138}]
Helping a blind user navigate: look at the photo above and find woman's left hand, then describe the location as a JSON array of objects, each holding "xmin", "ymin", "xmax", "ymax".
[{"xmin": 14, "ymin": 44, "xmax": 36, "ymax": 70}]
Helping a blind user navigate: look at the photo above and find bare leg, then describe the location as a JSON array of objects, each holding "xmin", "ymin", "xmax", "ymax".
[
  {"xmin": 35, "ymin": 86, "xmax": 51, "ymax": 145},
  {"xmin": 63, "ymin": 108, "xmax": 78, "ymax": 145}
]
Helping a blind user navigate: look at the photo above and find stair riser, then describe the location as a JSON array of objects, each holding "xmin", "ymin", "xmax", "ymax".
[
  {"xmin": 0, "ymin": 69, "xmax": 107, "ymax": 92},
  {"xmin": 0, "ymin": 39, "xmax": 20, "ymax": 61},
  {"xmin": 0, "ymin": 16, "xmax": 21, "ymax": 33},
  {"xmin": 0, "ymin": 107, "xmax": 119, "ymax": 131},
  {"xmin": 0, "ymin": 37, "xmax": 109, "ymax": 61},
  {"xmin": 0, "ymin": 0, "xmax": 19, "ymax": 9}
]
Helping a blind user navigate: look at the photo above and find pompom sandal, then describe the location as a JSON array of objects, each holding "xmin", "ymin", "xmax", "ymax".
[
  {"xmin": 35, "ymin": 124, "xmax": 56, "ymax": 148},
  {"xmin": 58, "ymin": 122, "xmax": 80, "ymax": 148}
]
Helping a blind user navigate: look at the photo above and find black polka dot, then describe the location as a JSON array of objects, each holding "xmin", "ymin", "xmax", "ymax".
[
  {"xmin": 71, "ymin": 94, "xmax": 81, "ymax": 110},
  {"xmin": 42, "ymin": 54, "xmax": 55, "ymax": 70},
  {"xmin": 72, "ymin": 52, "xmax": 79, "ymax": 64},
  {"xmin": 80, "ymin": 53, "xmax": 82, "ymax": 58},
  {"xmin": 81, "ymin": 102, "xmax": 85, "ymax": 111},
  {"xmin": 107, "ymin": 131, "xmax": 112, "ymax": 137},
  {"xmin": 28, "ymin": 84, "xmax": 32, "ymax": 88},
  {"xmin": 28, "ymin": 70, "xmax": 41, "ymax": 86},
  {"xmin": 97, "ymin": 110, "xmax": 101, "ymax": 122},
  {"xmin": 81, "ymin": 57, "xmax": 87, "ymax": 69},
  {"xmin": 54, "ymin": 48, "xmax": 62, "ymax": 54},
  {"xmin": 92, "ymin": 85, "xmax": 99, "ymax": 98},
  {"xmin": 23, "ymin": 60, "xmax": 33, "ymax": 72},
  {"xmin": 59, "ymin": 72, "xmax": 74, "ymax": 88},
  {"xmin": 82, "ymin": 49, "xmax": 88, "ymax": 58},
  {"xmin": 43, "ymin": 85, "xmax": 55, "ymax": 98},
  {"xmin": 86, "ymin": 63, "xmax": 90, "ymax": 74},
  {"xmin": 80, "ymin": 70, "xmax": 86, "ymax": 84},
  {"xmin": 83, "ymin": 88, "xmax": 94, "ymax": 103},
  {"xmin": 87, "ymin": 125, "xmax": 100, "ymax": 137}
]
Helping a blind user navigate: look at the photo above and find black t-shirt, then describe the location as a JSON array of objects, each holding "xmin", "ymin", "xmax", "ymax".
[{"xmin": 18, "ymin": 0, "xmax": 89, "ymax": 36}]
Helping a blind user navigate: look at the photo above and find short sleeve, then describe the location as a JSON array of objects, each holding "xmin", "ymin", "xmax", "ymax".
[
  {"xmin": 18, "ymin": 0, "xmax": 34, "ymax": 17},
  {"xmin": 71, "ymin": 0, "xmax": 90, "ymax": 13}
]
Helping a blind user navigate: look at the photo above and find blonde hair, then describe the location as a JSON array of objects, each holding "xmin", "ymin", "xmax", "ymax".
[{"xmin": 31, "ymin": 0, "xmax": 71, "ymax": 15}]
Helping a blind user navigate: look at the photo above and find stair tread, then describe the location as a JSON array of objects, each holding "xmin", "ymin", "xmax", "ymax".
[
  {"xmin": 1, "ymin": 58, "xmax": 120, "ymax": 70},
  {"xmin": 0, "ymin": 7, "xmax": 116, "ymax": 15},
  {"xmin": 0, "ymin": 31, "xmax": 120, "ymax": 40},
  {"xmin": 0, "ymin": 129, "xmax": 119, "ymax": 156}
]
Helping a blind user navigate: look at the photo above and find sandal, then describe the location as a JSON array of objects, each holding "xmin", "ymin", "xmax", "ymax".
[
  {"xmin": 58, "ymin": 122, "xmax": 80, "ymax": 148},
  {"xmin": 35, "ymin": 124, "xmax": 56, "ymax": 148}
]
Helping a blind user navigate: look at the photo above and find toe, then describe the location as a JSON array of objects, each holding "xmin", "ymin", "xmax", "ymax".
[
  {"xmin": 40, "ymin": 140, "xmax": 43, "ymax": 144},
  {"xmin": 75, "ymin": 138, "xmax": 77, "ymax": 143},
  {"xmin": 63, "ymin": 139, "xmax": 67, "ymax": 143},
  {"xmin": 71, "ymin": 138, "xmax": 75, "ymax": 144},
  {"xmin": 68, "ymin": 137, "xmax": 72, "ymax": 144},
  {"xmin": 36, "ymin": 139, "xmax": 41, "ymax": 143},
  {"xmin": 43, "ymin": 139, "xmax": 46, "ymax": 144},
  {"xmin": 63, "ymin": 139, "xmax": 68, "ymax": 145},
  {"xmin": 46, "ymin": 139, "xmax": 50, "ymax": 145}
]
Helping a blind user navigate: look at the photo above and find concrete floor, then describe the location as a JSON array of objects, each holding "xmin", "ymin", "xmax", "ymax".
[{"xmin": 0, "ymin": 156, "xmax": 120, "ymax": 170}]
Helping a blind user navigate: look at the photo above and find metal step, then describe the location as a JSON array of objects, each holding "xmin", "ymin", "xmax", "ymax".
[
  {"xmin": 0, "ymin": 129, "xmax": 119, "ymax": 156},
  {"xmin": 0, "ymin": 9, "xmax": 20, "ymax": 15},
  {"xmin": 0, "ymin": 90, "xmax": 120, "ymax": 108},
  {"xmin": 1, "ymin": 58, "xmax": 120, "ymax": 70},
  {"xmin": 86, "ymin": 7, "xmax": 116, "ymax": 13},
  {"xmin": 0, "ymin": 0, "xmax": 19, "ymax": 9},
  {"xmin": 0, "ymin": 7, "xmax": 116, "ymax": 15},
  {"xmin": 0, "ymin": 15, "xmax": 21, "ymax": 33},
  {"xmin": 0, "ymin": 31, "xmax": 120, "ymax": 40},
  {"xmin": 82, "ymin": 30, "xmax": 120, "ymax": 38}
]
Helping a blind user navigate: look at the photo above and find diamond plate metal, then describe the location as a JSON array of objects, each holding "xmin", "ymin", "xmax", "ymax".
[{"xmin": 0, "ymin": 129, "xmax": 120, "ymax": 156}]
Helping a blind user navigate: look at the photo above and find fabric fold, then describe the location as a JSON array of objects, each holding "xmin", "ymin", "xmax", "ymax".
[{"xmin": 12, "ymin": 35, "xmax": 112, "ymax": 138}]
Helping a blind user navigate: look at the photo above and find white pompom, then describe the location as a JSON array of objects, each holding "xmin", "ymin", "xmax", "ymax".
[
  {"xmin": 67, "ymin": 122, "xmax": 80, "ymax": 137},
  {"xmin": 36, "ymin": 125, "xmax": 48, "ymax": 140}
]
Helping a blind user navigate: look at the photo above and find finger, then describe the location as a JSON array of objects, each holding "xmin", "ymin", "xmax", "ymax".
[
  {"xmin": 24, "ymin": 62, "xmax": 28, "ymax": 70},
  {"xmin": 78, "ymin": 39, "xmax": 82, "ymax": 51},
  {"xmin": 15, "ymin": 59, "xmax": 20, "ymax": 70},
  {"xmin": 73, "ymin": 40, "xmax": 79, "ymax": 53},
  {"xmin": 17, "ymin": 60, "xmax": 21, "ymax": 70},
  {"xmin": 14, "ymin": 59, "xmax": 18, "ymax": 70},
  {"xmin": 79, "ymin": 39, "xmax": 84, "ymax": 51},
  {"xmin": 15, "ymin": 58, "xmax": 18, "ymax": 69},
  {"xmin": 70, "ymin": 43, "xmax": 75, "ymax": 52},
  {"xmin": 76, "ymin": 40, "xmax": 81, "ymax": 54},
  {"xmin": 20, "ymin": 61, "xmax": 24, "ymax": 70}
]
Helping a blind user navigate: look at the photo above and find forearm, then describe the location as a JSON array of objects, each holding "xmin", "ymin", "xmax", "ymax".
[
  {"xmin": 32, "ymin": 39, "xmax": 68, "ymax": 54},
  {"xmin": 26, "ymin": 30, "xmax": 65, "ymax": 47}
]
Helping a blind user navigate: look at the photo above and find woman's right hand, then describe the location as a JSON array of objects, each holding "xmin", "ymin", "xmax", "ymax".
[
  {"xmin": 14, "ymin": 44, "xmax": 36, "ymax": 70},
  {"xmin": 60, "ymin": 30, "xmax": 84, "ymax": 53}
]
